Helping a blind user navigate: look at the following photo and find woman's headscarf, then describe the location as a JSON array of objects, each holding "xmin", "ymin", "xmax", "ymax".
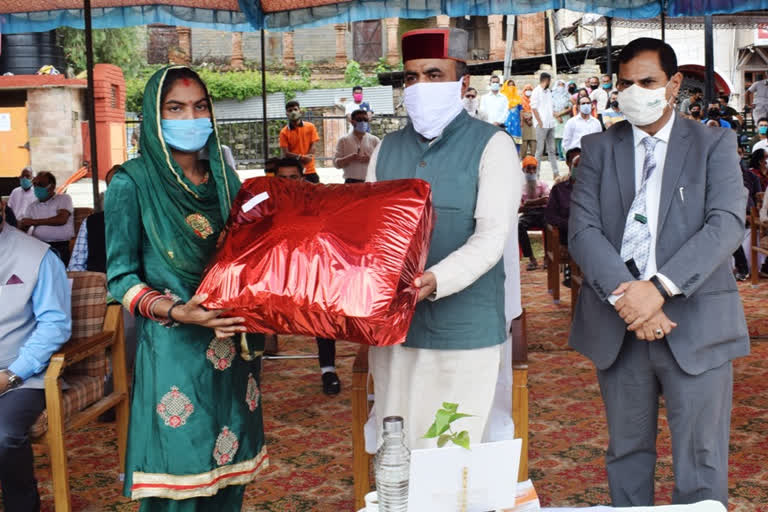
[
  {"xmin": 501, "ymin": 79, "xmax": 522, "ymax": 109},
  {"xmin": 114, "ymin": 66, "xmax": 241, "ymax": 287},
  {"xmin": 552, "ymin": 79, "xmax": 571, "ymax": 112},
  {"xmin": 521, "ymin": 84, "xmax": 534, "ymax": 112}
]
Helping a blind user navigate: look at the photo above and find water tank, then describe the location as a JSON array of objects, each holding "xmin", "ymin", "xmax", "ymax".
[{"xmin": 0, "ymin": 31, "xmax": 67, "ymax": 76}]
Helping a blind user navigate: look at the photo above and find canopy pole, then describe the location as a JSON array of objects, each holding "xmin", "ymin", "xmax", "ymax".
[
  {"xmin": 547, "ymin": 10, "xmax": 557, "ymax": 78},
  {"xmin": 503, "ymin": 15, "xmax": 515, "ymax": 80},
  {"xmin": 704, "ymin": 14, "xmax": 715, "ymax": 107},
  {"xmin": 606, "ymin": 17, "xmax": 613, "ymax": 77},
  {"xmin": 261, "ymin": 28, "xmax": 269, "ymax": 167},
  {"xmin": 84, "ymin": 0, "xmax": 100, "ymax": 211},
  {"xmin": 660, "ymin": 9, "xmax": 666, "ymax": 41}
]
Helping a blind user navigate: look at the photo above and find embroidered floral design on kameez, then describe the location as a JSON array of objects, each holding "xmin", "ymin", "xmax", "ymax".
[
  {"xmin": 213, "ymin": 426, "xmax": 239, "ymax": 466},
  {"xmin": 185, "ymin": 213, "xmax": 214, "ymax": 239},
  {"xmin": 156, "ymin": 386, "xmax": 194, "ymax": 428},
  {"xmin": 245, "ymin": 373, "xmax": 260, "ymax": 412},
  {"xmin": 207, "ymin": 337, "xmax": 236, "ymax": 371}
]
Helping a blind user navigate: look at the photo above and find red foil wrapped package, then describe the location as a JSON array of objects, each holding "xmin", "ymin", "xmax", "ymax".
[{"xmin": 198, "ymin": 176, "xmax": 434, "ymax": 346}]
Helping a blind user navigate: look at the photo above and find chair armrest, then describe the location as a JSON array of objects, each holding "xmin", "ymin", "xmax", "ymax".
[
  {"xmin": 511, "ymin": 311, "xmax": 528, "ymax": 366},
  {"xmin": 51, "ymin": 331, "xmax": 116, "ymax": 372}
]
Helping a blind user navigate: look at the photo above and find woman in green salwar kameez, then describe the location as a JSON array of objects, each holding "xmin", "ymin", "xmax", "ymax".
[{"xmin": 105, "ymin": 66, "xmax": 267, "ymax": 511}]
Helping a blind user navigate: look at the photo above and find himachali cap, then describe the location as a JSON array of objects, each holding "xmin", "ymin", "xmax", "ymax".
[{"xmin": 401, "ymin": 28, "xmax": 469, "ymax": 63}]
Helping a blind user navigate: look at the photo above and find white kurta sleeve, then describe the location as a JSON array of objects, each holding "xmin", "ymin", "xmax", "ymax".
[
  {"xmin": 365, "ymin": 142, "xmax": 382, "ymax": 183},
  {"xmin": 428, "ymin": 131, "xmax": 523, "ymax": 300}
]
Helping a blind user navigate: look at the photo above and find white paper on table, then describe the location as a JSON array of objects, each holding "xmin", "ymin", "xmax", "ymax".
[
  {"xmin": 407, "ymin": 439, "xmax": 522, "ymax": 512},
  {"xmin": 541, "ymin": 500, "xmax": 726, "ymax": 512}
]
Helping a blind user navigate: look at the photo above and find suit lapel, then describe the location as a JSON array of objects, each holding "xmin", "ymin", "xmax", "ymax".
[
  {"xmin": 657, "ymin": 114, "xmax": 691, "ymax": 236},
  {"xmin": 613, "ymin": 122, "xmax": 636, "ymax": 217}
]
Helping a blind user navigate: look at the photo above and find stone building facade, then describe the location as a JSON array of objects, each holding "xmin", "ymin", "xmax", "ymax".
[{"xmin": 143, "ymin": 14, "xmax": 549, "ymax": 69}]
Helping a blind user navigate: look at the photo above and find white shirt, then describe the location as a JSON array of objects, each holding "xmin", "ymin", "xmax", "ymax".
[
  {"xmin": 366, "ymin": 131, "xmax": 523, "ymax": 300},
  {"xmin": 480, "ymin": 92, "xmax": 509, "ymax": 125},
  {"xmin": 562, "ymin": 114, "xmax": 603, "ymax": 152},
  {"xmin": 610, "ymin": 114, "xmax": 680, "ymax": 303},
  {"xmin": 7, "ymin": 186, "xmax": 36, "ymax": 220},
  {"xmin": 530, "ymin": 86, "xmax": 555, "ymax": 129},
  {"xmin": 333, "ymin": 131, "xmax": 380, "ymax": 181},
  {"xmin": 25, "ymin": 193, "xmax": 75, "ymax": 243},
  {"xmin": 590, "ymin": 87, "xmax": 610, "ymax": 110},
  {"xmin": 752, "ymin": 138, "xmax": 768, "ymax": 154},
  {"xmin": 748, "ymin": 80, "xmax": 768, "ymax": 107}
]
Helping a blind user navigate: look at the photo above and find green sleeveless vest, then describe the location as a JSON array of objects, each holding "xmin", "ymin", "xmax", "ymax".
[{"xmin": 377, "ymin": 110, "xmax": 506, "ymax": 350}]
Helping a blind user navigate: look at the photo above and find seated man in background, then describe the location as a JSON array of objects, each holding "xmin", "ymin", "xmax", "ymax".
[
  {"xmin": 518, "ymin": 156, "xmax": 550, "ymax": 271},
  {"xmin": 68, "ymin": 165, "xmax": 120, "ymax": 273},
  {"xmin": 751, "ymin": 118, "xmax": 768, "ymax": 153},
  {"xmin": 545, "ymin": 147, "xmax": 580, "ymax": 287},
  {"xmin": 8, "ymin": 167, "xmax": 35, "ymax": 221},
  {"xmin": 18, "ymin": 172, "xmax": 75, "ymax": 265},
  {"xmin": 702, "ymin": 103, "xmax": 731, "ymax": 128},
  {"xmin": 274, "ymin": 157, "xmax": 341, "ymax": 395},
  {"xmin": 333, "ymin": 109, "xmax": 380, "ymax": 184},
  {"xmin": 0, "ymin": 198, "xmax": 72, "ymax": 511},
  {"xmin": 601, "ymin": 91, "xmax": 625, "ymax": 128}
]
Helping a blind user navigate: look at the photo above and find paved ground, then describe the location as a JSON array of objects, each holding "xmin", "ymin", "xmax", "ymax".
[{"xmin": 69, "ymin": 161, "xmax": 570, "ymax": 208}]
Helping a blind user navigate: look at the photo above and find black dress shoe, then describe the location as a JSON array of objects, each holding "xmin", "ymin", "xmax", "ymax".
[{"xmin": 322, "ymin": 372, "xmax": 341, "ymax": 395}]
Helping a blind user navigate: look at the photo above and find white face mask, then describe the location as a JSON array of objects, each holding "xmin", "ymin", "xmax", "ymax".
[
  {"xmin": 617, "ymin": 83, "xmax": 670, "ymax": 127},
  {"xmin": 404, "ymin": 80, "xmax": 464, "ymax": 140},
  {"xmin": 463, "ymin": 97, "xmax": 479, "ymax": 113},
  {"xmin": 524, "ymin": 90, "xmax": 532, "ymax": 97},
  {"xmin": 579, "ymin": 103, "xmax": 592, "ymax": 115}
]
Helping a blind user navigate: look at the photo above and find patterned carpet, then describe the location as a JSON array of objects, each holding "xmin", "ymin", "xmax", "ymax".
[{"xmin": 5, "ymin": 261, "xmax": 768, "ymax": 511}]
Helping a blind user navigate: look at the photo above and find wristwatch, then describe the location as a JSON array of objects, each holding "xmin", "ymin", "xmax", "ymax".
[{"xmin": 1, "ymin": 370, "xmax": 23, "ymax": 390}]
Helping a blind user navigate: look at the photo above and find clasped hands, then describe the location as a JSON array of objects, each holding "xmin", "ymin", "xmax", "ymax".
[{"xmin": 612, "ymin": 280, "xmax": 677, "ymax": 341}]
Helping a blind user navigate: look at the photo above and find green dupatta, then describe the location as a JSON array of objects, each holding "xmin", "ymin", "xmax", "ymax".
[{"xmin": 120, "ymin": 66, "xmax": 241, "ymax": 289}]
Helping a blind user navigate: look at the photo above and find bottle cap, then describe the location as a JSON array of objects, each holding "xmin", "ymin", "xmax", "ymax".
[{"xmin": 382, "ymin": 416, "xmax": 404, "ymax": 433}]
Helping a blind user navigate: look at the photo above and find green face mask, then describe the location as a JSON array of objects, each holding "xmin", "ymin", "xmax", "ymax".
[
  {"xmin": 288, "ymin": 111, "xmax": 302, "ymax": 121},
  {"xmin": 34, "ymin": 186, "xmax": 50, "ymax": 202}
]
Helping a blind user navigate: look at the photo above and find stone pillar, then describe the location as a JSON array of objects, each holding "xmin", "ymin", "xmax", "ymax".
[
  {"xmin": 488, "ymin": 15, "xmax": 505, "ymax": 61},
  {"xmin": 231, "ymin": 32, "xmax": 244, "ymax": 69},
  {"xmin": 385, "ymin": 17, "xmax": 400, "ymax": 65},
  {"xmin": 282, "ymin": 31, "xmax": 296, "ymax": 69},
  {"xmin": 334, "ymin": 24, "xmax": 347, "ymax": 68},
  {"xmin": 436, "ymin": 15, "xmax": 450, "ymax": 28},
  {"xmin": 174, "ymin": 27, "xmax": 192, "ymax": 65}
]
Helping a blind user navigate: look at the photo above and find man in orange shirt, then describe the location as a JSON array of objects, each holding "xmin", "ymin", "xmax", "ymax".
[{"xmin": 279, "ymin": 100, "xmax": 321, "ymax": 183}]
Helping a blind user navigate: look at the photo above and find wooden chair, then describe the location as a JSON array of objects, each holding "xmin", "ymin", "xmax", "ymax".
[
  {"xmin": 30, "ymin": 271, "xmax": 130, "ymax": 512},
  {"xmin": 544, "ymin": 225, "xmax": 570, "ymax": 304},
  {"xmin": 570, "ymin": 257, "xmax": 584, "ymax": 318},
  {"xmin": 351, "ymin": 310, "xmax": 531, "ymax": 509}
]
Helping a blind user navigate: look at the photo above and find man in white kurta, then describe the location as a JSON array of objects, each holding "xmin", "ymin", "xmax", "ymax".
[{"xmin": 365, "ymin": 28, "xmax": 523, "ymax": 451}]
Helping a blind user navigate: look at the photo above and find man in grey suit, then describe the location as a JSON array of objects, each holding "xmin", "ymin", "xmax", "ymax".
[{"xmin": 569, "ymin": 38, "xmax": 749, "ymax": 507}]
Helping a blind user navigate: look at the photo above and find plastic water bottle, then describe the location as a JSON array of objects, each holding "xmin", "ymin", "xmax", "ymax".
[{"xmin": 374, "ymin": 416, "xmax": 411, "ymax": 512}]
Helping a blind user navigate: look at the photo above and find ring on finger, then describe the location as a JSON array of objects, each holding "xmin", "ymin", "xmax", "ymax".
[{"xmin": 655, "ymin": 328, "xmax": 664, "ymax": 338}]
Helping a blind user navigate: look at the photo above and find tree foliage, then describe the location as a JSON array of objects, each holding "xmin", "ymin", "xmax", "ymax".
[{"xmin": 56, "ymin": 27, "xmax": 143, "ymax": 78}]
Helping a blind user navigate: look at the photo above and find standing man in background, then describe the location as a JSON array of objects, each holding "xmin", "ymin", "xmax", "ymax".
[
  {"xmin": 531, "ymin": 72, "xmax": 560, "ymax": 178},
  {"xmin": 480, "ymin": 75, "xmax": 509, "ymax": 127},
  {"xmin": 563, "ymin": 95, "xmax": 603, "ymax": 151},
  {"xmin": 366, "ymin": 27, "xmax": 521, "ymax": 450},
  {"xmin": 280, "ymin": 101, "xmax": 321, "ymax": 183},
  {"xmin": 747, "ymin": 77, "xmax": 768, "ymax": 125},
  {"xmin": 7, "ymin": 167, "xmax": 35, "ymax": 221},
  {"xmin": 569, "ymin": 37, "xmax": 748, "ymax": 507},
  {"xmin": 334, "ymin": 109, "xmax": 380, "ymax": 183}
]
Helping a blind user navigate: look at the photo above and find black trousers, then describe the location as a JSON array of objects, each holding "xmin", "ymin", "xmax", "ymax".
[
  {"xmin": 733, "ymin": 246, "xmax": 749, "ymax": 274},
  {"xmin": 304, "ymin": 172, "xmax": 320, "ymax": 184},
  {"xmin": 317, "ymin": 338, "xmax": 336, "ymax": 368},
  {"xmin": 0, "ymin": 389, "xmax": 46, "ymax": 512},
  {"xmin": 518, "ymin": 209, "xmax": 547, "ymax": 259},
  {"xmin": 48, "ymin": 241, "xmax": 71, "ymax": 267},
  {"xmin": 345, "ymin": 178, "xmax": 364, "ymax": 184}
]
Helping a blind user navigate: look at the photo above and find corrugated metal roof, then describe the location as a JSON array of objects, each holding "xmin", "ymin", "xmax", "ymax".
[
  {"xmin": 212, "ymin": 85, "xmax": 394, "ymax": 119},
  {"xmin": 213, "ymin": 92, "xmax": 287, "ymax": 120}
]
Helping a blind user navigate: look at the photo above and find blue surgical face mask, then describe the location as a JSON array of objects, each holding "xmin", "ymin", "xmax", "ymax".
[
  {"xmin": 161, "ymin": 118, "xmax": 213, "ymax": 153},
  {"xmin": 354, "ymin": 121, "xmax": 369, "ymax": 133},
  {"xmin": 20, "ymin": 177, "xmax": 32, "ymax": 190},
  {"xmin": 525, "ymin": 173, "xmax": 537, "ymax": 182},
  {"xmin": 759, "ymin": 125, "xmax": 768, "ymax": 135},
  {"xmin": 34, "ymin": 186, "xmax": 50, "ymax": 202}
]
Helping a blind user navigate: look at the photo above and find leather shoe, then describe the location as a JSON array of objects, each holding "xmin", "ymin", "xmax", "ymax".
[{"xmin": 322, "ymin": 372, "xmax": 341, "ymax": 395}]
